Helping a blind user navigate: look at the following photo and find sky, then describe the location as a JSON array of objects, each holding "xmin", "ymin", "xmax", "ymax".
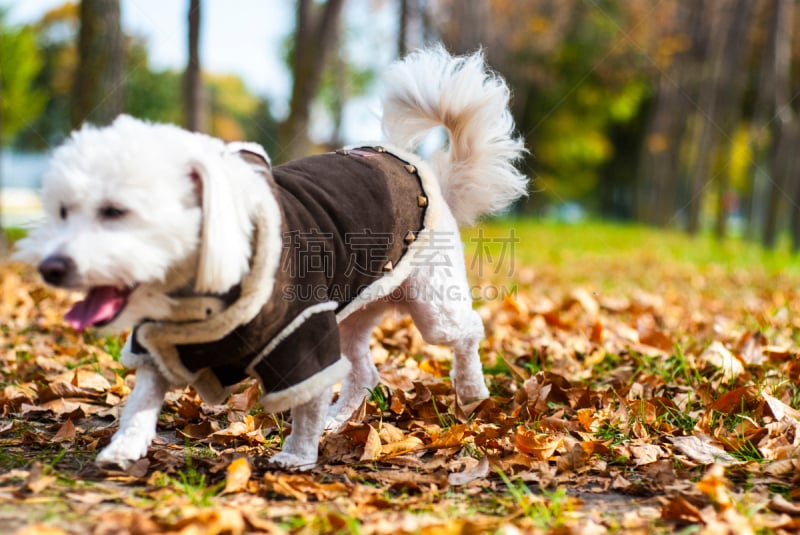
[{"xmin": 1, "ymin": 0, "xmax": 398, "ymax": 141}]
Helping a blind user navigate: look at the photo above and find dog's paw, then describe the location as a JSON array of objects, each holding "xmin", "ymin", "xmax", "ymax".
[
  {"xmin": 323, "ymin": 414, "xmax": 348, "ymax": 432},
  {"xmin": 455, "ymin": 380, "xmax": 490, "ymax": 406},
  {"xmin": 267, "ymin": 451, "xmax": 316, "ymax": 472},
  {"xmin": 96, "ymin": 438, "xmax": 149, "ymax": 469}
]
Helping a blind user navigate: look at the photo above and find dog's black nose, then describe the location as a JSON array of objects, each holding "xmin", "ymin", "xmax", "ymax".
[{"xmin": 38, "ymin": 255, "xmax": 76, "ymax": 286}]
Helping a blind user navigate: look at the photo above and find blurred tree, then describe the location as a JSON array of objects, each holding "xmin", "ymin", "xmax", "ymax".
[
  {"xmin": 184, "ymin": 0, "xmax": 207, "ymax": 132},
  {"xmin": 0, "ymin": 9, "xmax": 47, "ymax": 243},
  {"xmin": 397, "ymin": 0, "xmax": 433, "ymax": 57},
  {"xmin": 685, "ymin": 0, "xmax": 756, "ymax": 237},
  {"xmin": 636, "ymin": 1, "xmax": 704, "ymax": 227},
  {"xmin": 277, "ymin": 0, "xmax": 345, "ymax": 162},
  {"xmin": 72, "ymin": 0, "xmax": 124, "ymax": 127},
  {"xmin": 435, "ymin": 0, "xmax": 651, "ymax": 215},
  {"xmin": 0, "ymin": 11, "xmax": 47, "ymax": 144},
  {"xmin": 14, "ymin": 3, "xmax": 79, "ymax": 149},
  {"xmin": 205, "ymin": 74, "xmax": 260, "ymax": 140},
  {"xmin": 125, "ymin": 41, "xmax": 183, "ymax": 125},
  {"xmin": 15, "ymin": 2, "xmax": 273, "ymax": 150},
  {"xmin": 764, "ymin": 0, "xmax": 798, "ymax": 250}
]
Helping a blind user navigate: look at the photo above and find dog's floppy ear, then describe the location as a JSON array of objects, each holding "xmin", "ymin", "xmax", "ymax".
[{"xmin": 190, "ymin": 158, "xmax": 254, "ymax": 294}]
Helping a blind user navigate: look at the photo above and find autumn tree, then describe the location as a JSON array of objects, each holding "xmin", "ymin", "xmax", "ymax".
[
  {"xmin": 72, "ymin": 0, "xmax": 124, "ymax": 128},
  {"xmin": 684, "ymin": 0, "xmax": 757, "ymax": 237},
  {"xmin": 184, "ymin": 0, "xmax": 206, "ymax": 132},
  {"xmin": 277, "ymin": 0, "xmax": 345, "ymax": 162},
  {"xmin": 0, "ymin": 10, "xmax": 46, "ymax": 247},
  {"xmin": 763, "ymin": 0, "xmax": 798, "ymax": 249}
]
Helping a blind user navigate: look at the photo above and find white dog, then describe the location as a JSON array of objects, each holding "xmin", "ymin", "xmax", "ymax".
[{"xmin": 17, "ymin": 47, "xmax": 527, "ymax": 471}]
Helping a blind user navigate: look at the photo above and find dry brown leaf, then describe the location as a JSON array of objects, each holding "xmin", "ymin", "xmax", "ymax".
[
  {"xmin": 515, "ymin": 426, "xmax": 563, "ymax": 461},
  {"xmin": 21, "ymin": 462, "xmax": 56, "ymax": 495},
  {"xmin": 381, "ymin": 436, "xmax": 424, "ymax": 458},
  {"xmin": 428, "ymin": 424, "xmax": 467, "ymax": 449},
  {"xmin": 51, "ymin": 418, "xmax": 76, "ymax": 443},
  {"xmin": 360, "ymin": 424, "xmax": 382, "ymax": 462},
  {"xmin": 223, "ymin": 457, "xmax": 252, "ymax": 494},
  {"xmin": 661, "ymin": 496, "xmax": 703, "ymax": 523},
  {"xmin": 13, "ymin": 525, "xmax": 69, "ymax": 535},
  {"xmin": 174, "ymin": 507, "xmax": 246, "ymax": 535},
  {"xmin": 447, "ymin": 456, "xmax": 489, "ymax": 486},
  {"xmin": 629, "ymin": 443, "xmax": 664, "ymax": 465},
  {"xmin": 670, "ymin": 435, "xmax": 740, "ymax": 465},
  {"xmin": 709, "ymin": 385, "xmax": 760, "ymax": 414},
  {"xmin": 763, "ymin": 392, "xmax": 800, "ymax": 422},
  {"xmin": 696, "ymin": 464, "xmax": 734, "ymax": 510},
  {"xmin": 71, "ymin": 368, "xmax": 112, "ymax": 392},
  {"xmin": 262, "ymin": 473, "xmax": 349, "ymax": 502},
  {"xmin": 226, "ymin": 381, "xmax": 261, "ymax": 412},
  {"xmin": 700, "ymin": 341, "xmax": 744, "ymax": 384}
]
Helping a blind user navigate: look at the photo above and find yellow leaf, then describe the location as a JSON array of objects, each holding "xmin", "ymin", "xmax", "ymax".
[
  {"xmin": 515, "ymin": 426, "xmax": 563, "ymax": 461},
  {"xmin": 222, "ymin": 457, "xmax": 251, "ymax": 494},
  {"xmin": 381, "ymin": 436, "xmax": 424, "ymax": 458},
  {"xmin": 360, "ymin": 425, "xmax": 382, "ymax": 461}
]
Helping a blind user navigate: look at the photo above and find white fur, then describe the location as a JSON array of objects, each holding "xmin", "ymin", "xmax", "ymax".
[
  {"xmin": 19, "ymin": 47, "xmax": 526, "ymax": 471},
  {"xmin": 96, "ymin": 364, "xmax": 168, "ymax": 469},
  {"xmin": 382, "ymin": 46, "xmax": 528, "ymax": 226}
]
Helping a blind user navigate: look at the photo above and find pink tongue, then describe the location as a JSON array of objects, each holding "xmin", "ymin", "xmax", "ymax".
[{"xmin": 65, "ymin": 286, "xmax": 128, "ymax": 332}]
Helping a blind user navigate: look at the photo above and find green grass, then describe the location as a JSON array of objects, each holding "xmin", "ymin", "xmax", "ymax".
[{"xmin": 463, "ymin": 219, "xmax": 800, "ymax": 286}]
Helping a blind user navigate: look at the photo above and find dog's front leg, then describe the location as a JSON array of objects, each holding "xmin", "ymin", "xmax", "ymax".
[
  {"xmin": 96, "ymin": 364, "xmax": 168, "ymax": 469},
  {"xmin": 269, "ymin": 391, "xmax": 331, "ymax": 471}
]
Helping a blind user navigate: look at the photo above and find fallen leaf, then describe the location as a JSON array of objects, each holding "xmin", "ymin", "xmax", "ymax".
[
  {"xmin": 515, "ymin": 425, "xmax": 563, "ymax": 461},
  {"xmin": 629, "ymin": 443, "xmax": 663, "ymax": 465},
  {"xmin": 696, "ymin": 464, "xmax": 733, "ymax": 510},
  {"xmin": 360, "ymin": 424, "xmax": 382, "ymax": 462},
  {"xmin": 174, "ymin": 507, "xmax": 246, "ymax": 535},
  {"xmin": 223, "ymin": 457, "xmax": 252, "ymax": 494},
  {"xmin": 447, "ymin": 456, "xmax": 489, "ymax": 486},
  {"xmin": 227, "ymin": 381, "xmax": 260, "ymax": 412},
  {"xmin": 709, "ymin": 385, "xmax": 759, "ymax": 414},
  {"xmin": 661, "ymin": 496, "xmax": 703, "ymax": 523},
  {"xmin": 669, "ymin": 434, "xmax": 740, "ymax": 465},
  {"xmin": 51, "ymin": 418, "xmax": 76, "ymax": 443},
  {"xmin": 700, "ymin": 341, "xmax": 744, "ymax": 384},
  {"xmin": 381, "ymin": 436, "xmax": 424, "ymax": 458},
  {"xmin": 428, "ymin": 424, "xmax": 467, "ymax": 449},
  {"xmin": 21, "ymin": 462, "xmax": 56, "ymax": 495},
  {"xmin": 763, "ymin": 392, "xmax": 800, "ymax": 422}
]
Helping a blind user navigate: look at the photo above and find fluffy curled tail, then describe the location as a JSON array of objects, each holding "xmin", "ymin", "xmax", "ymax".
[{"xmin": 381, "ymin": 46, "xmax": 527, "ymax": 226}]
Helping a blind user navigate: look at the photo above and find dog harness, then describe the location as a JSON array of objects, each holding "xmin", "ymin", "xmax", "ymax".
[{"xmin": 122, "ymin": 146, "xmax": 434, "ymax": 412}]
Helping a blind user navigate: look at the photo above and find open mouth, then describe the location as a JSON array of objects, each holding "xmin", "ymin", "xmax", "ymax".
[{"xmin": 64, "ymin": 285, "xmax": 134, "ymax": 332}]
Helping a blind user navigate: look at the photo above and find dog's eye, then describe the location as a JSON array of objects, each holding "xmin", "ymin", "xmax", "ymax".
[
  {"xmin": 59, "ymin": 204, "xmax": 67, "ymax": 220},
  {"xmin": 98, "ymin": 205, "xmax": 128, "ymax": 220}
]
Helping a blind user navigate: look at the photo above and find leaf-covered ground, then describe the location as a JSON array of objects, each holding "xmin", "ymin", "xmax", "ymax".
[{"xmin": 3, "ymin": 221, "xmax": 800, "ymax": 534}]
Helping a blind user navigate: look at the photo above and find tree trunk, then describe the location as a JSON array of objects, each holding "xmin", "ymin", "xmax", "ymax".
[
  {"xmin": 711, "ymin": 0, "xmax": 756, "ymax": 239},
  {"xmin": 636, "ymin": 0, "xmax": 702, "ymax": 227},
  {"xmin": 766, "ymin": 0, "xmax": 799, "ymax": 249},
  {"xmin": 745, "ymin": 0, "xmax": 777, "ymax": 241},
  {"xmin": 685, "ymin": 0, "xmax": 734, "ymax": 236},
  {"xmin": 439, "ymin": 1, "xmax": 488, "ymax": 54},
  {"xmin": 72, "ymin": 0, "xmax": 124, "ymax": 128},
  {"xmin": 398, "ymin": 0, "xmax": 409, "ymax": 57},
  {"xmin": 277, "ymin": 0, "xmax": 345, "ymax": 163},
  {"xmin": 184, "ymin": 0, "xmax": 206, "ymax": 132}
]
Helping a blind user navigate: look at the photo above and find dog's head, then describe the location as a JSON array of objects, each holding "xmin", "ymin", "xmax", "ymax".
[{"xmin": 16, "ymin": 115, "xmax": 267, "ymax": 331}]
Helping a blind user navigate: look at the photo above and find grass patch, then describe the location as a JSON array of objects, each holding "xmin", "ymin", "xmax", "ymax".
[{"xmin": 463, "ymin": 219, "xmax": 800, "ymax": 288}]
